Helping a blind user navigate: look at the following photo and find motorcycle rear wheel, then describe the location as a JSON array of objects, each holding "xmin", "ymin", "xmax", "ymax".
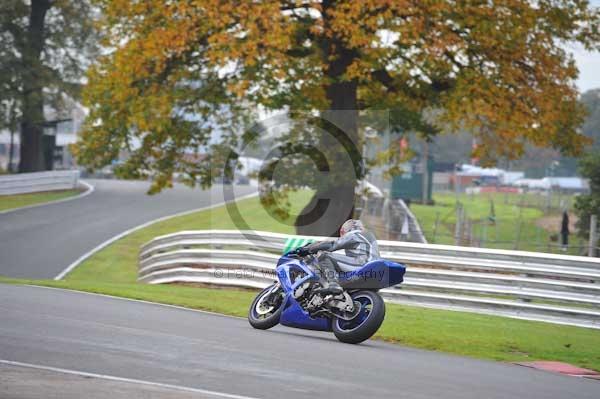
[
  {"xmin": 332, "ymin": 291, "xmax": 385, "ymax": 344},
  {"xmin": 248, "ymin": 284, "xmax": 283, "ymax": 330}
]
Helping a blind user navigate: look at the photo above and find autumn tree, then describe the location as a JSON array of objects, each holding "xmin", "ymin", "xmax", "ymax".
[
  {"xmin": 77, "ymin": 0, "xmax": 599, "ymax": 236},
  {"xmin": 574, "ymin": 152, "xmax": 600, "ymax": 243},
  {"xmin": 0, "ymin": 0, "xmax": 97, "ymax": 172}
]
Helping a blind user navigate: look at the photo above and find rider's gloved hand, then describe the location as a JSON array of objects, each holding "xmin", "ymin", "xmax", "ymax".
[{"xmin": 294, "ymin": 247, "xmax": 310, "ymax": 257}]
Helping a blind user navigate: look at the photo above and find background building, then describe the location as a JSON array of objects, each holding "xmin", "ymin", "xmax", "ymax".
[{"xmin": 0, "ymin": 97, "xmax": 86, "ymax": 171}]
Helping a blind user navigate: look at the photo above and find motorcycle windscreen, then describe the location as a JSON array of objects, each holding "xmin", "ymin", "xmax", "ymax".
[{"xmin": 338, "ymin": 260, "xmax": 406, "ymax": 290}]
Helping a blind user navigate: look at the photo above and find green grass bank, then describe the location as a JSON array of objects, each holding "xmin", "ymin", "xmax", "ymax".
[{"xmin": 0, "ymin": 189, "xmax": 82, "ymax": 212}]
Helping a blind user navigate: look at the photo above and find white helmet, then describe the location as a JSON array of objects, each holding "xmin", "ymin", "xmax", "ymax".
[{"xmin": 339, "ymin": 219, "xmax": 364, "ymax": 236}]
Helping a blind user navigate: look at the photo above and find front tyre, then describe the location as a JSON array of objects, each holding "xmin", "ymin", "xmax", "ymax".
[
  {"xmin": 248, "ymin": 284, "xmax": 283, "ymax": 330},
  {"xmin": 332, "ymin": 291, "xmax": 385, "ymax": 344}
]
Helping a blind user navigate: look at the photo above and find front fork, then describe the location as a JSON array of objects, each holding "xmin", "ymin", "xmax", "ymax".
[{"xmin": 263, "ymin": 283, "xmax": 282, "ymax": 307}]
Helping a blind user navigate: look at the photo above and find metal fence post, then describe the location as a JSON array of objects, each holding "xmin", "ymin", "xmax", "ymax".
[
  {"xmin": 514, "ymin": 206, "xmax": 523, "ymax": 250},
  {"xmin": 454, "ymin": 204, "xmax": 463, "ymax": 246},
  {"xmin": 589, "ymin": 215, "xmax": 598, "ymax": 257},
  {"xmin": 432, "ymin": 212, "xmax": 440, "ymax": 243},
  {"xmin": 468, "ymin": 221, "xmax": 474, "ymax": 246},
  {"xmin": 481, "ymin": 218, "xmax": 487, "ymax": 248}
]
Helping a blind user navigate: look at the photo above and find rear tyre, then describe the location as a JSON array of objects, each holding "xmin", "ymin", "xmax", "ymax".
[
  {"xmin": 248, "ymin": 284, "xmax": 283, "ymax": 330},
  {"xmin": 332, "ymin": 291, "xmax": 385, "ymax": 344}
]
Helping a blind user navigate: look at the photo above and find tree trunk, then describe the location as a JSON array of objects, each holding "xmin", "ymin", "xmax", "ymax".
[
  {"xmin": 19, "ymin": 0, "xmax": 51, "ymax": 173},
  {"xmin": 295, "ymin": 0, "xmax": 361, "ymax": 237},
  {"xmin": 19, "ymin": 116, "xmax": 45, "ymax": 172}
]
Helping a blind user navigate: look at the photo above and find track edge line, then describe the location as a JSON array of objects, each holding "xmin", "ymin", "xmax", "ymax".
[
  {"xmin": 53, "ymin": 191, "xmax": 258, "ymax": 280},
  {"xmin": 0, "ymin": 180, "xmax": 95, "ymax": 216},
  {"xmin": 0, "ymin": 359, "xmax": 260, "ymax": 399}
]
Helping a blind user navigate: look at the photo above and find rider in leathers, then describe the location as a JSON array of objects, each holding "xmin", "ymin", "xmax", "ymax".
[{"xmin": 295, "ymin": 219, "xmax": 380, "ymax": 294}]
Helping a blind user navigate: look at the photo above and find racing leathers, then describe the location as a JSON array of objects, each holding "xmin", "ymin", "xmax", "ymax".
[{"xmin": 306, "ymin": 229, "xmax": 380, "ymax": 286}]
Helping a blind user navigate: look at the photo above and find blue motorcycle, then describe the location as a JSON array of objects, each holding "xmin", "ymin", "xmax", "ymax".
[{"xmin": 248, "ymin": 249, "xmax": 406, "ymax": 344}]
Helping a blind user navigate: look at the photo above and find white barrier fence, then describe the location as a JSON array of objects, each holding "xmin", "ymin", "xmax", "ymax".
[
  {"xmin": 0, "ymin": 170, "xmax": 80, "ymax": 195},
  {"xmin": 139, "ymin": 230, "xmax": 600, "ymax": 329}
]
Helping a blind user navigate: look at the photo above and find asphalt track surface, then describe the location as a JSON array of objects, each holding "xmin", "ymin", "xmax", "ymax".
[
  {"xmin": 1, "ymin": 179, "xmax": 599, "ymax": 398},
  {"xmin": 1, "ymin": 284, "xmax": 599, "ymax": 399},
  {"xmin": 0, "ymin": 179, "xmax": 255, "ymax": 279}
]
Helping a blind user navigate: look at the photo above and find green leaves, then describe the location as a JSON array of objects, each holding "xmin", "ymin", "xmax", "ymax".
[{"xmin": 574, "ymin": 152, "xmax": 600, "ymax": 238}]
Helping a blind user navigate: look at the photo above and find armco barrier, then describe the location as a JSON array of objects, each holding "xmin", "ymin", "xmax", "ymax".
[
  {"xmin": 139, "ymin": 230, "xmax": 600, "ymax": 329},
  {"xmin": 0, "ymin": 170, "xmax": 80, "ymax": 195}
]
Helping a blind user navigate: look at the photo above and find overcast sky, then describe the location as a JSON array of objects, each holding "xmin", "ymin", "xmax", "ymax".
[
  {"xmin": 573, "ymin": 46, "xmax": 599, "ymax": 92},
  {"xmin": 572, "ymin": 0, "xmax": 600, "ymax": 92}
]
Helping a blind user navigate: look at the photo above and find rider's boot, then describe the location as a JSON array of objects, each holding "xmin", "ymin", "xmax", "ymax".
[
  {"xmin": 314, "ymin": 281, "xmax": 343, "ymax": 296},
  {"xmin": 313, "ymin": 255, "xmax": 343, "ymax": 295}
]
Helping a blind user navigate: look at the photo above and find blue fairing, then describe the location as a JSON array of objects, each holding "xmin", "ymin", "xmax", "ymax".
[
  {"xmin": 280, "ymin": 298, "xmax": 332, "ymax": 331},
  {"xmin": 274, "ymin": 255, "xmax": 406, "ymax": 331},
  {"xmin": 276, "ymin": 256, "xmax": 332, "ymax": 331},
  {"xmin": 338, "ymin": 260, "xmax": 406, "ymax": 290}
]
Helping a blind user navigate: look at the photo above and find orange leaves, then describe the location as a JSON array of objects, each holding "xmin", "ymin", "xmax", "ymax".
[
  {"xmin": 325, "ymin": 0, "xmax": 412, "ymax": 47},
  {"xmin": 203, "ymin": 0, "xmax": 295, "ymax": 78},
  {"xmin": 77, "ymin": 0, "xmax": 600, "ymax": 192}
]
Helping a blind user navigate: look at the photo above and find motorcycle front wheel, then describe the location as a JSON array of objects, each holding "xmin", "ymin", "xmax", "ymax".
[
  {"xmin": 248, "ymin": 283, "xmax": 284, "ymax": 330},
  {"xmin": 332, "ymin": 290, "xmax": 385, "ymax": 344}
]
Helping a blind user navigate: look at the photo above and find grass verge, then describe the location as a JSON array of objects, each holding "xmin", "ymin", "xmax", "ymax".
[
  {"xmin": 0, "ymin": 189, "xmax": 82, "ymax": 212},
  {"xmin": 3, "ymin": 190, "xmax": 599, "ymax": 371}
]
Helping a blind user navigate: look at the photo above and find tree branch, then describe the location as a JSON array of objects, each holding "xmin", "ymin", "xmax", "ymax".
[{"xmin": 371, "ymin": 68, "xmax": 398, "ymax": 92}]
